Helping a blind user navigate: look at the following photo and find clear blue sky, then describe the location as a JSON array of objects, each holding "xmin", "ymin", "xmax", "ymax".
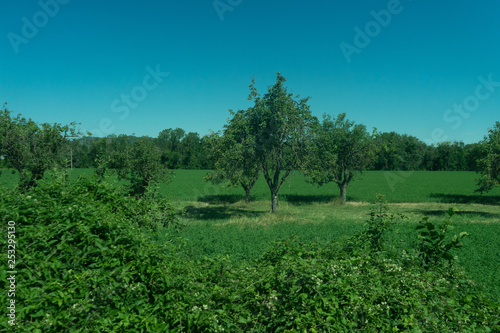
[{"xmin": 1, "ymin": 0, "xmax": 499, "ymax": 144}]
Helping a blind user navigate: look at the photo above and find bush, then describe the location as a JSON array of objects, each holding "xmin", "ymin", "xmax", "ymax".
[
  {"xmin": 0, "ymin": 172, "xmax": 178, "ymax": 331},
  {"xmin": 1, "ymin": 179, "xmax": 498, "ymax": 331}
]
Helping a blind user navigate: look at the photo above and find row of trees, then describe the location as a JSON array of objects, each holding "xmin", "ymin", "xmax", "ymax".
[
  {"xmin": 65, "ymin": 126, "xmax": 487, "ymax": 173},
  {"xmin": 204, "ymin": 74, "xmax": 498, "ymax": 211},
  {"xmin": 69, "ymin": 129, "xmax": 211, "ymax": 170},
  {"xmin": 1, "ymin": 73, "xmax": 499, "ymax": 210}
]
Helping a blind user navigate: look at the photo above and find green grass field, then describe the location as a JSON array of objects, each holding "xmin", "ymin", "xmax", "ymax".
[
  {"xmin": 2, "ymin": 168, "xmax": 500, "ymax": 301},
  {"xmin": 3, "ymin": 168, "xmax": 500, "ymax": 204},
  {"xmin": 159, "ymin": 169, "xmax": 500, "ymax": 205},
  {"xmin": 158, "ymin": 169, "xmax": 500, "ymax": 302}
]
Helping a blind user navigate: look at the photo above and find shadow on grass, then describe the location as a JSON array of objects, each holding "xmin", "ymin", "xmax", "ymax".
[
  {"xmin": 416, "ymin": 209, "xmax": 500, "ymax": 219},
  {"xmin": 430, "ymin": 193, "xmax": 500, "ymax": 205},
  {"xmin": 198, "ymin": 194, "xmax": 244, "ymax": 204},
  {"xmin": 283, "ymin": 194, "xmax": 341, "ymax": 205},
  {"xmin": 180, "ymin": 205, "xmax": 265, "ymax": 220}
]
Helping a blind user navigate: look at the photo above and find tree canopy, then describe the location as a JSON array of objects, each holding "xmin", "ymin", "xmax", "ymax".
[
  {"xmin": 248, "ymin": 73, "xmax": 315, "ymax": 212},
  {"xmin": 477, "ymin": 121, "xmax": 500, "ymax": 193},
  {"xmin": 205, "ymin": 108, "xmax": 260, "ymax": 203},
  {"xmin": 0, "ymin": 103, "xmax": 79, "ymax": 190},
  {"xmin": 304, "ymin": 113, "xmax": 373, "ymax": 205}
]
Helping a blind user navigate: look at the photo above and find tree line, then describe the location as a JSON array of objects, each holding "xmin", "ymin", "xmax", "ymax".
[
  {"xmin": 64, "ymin": 123, "xmax": 486, "ymax": 173},
  {"xmin": 1, "ymin": 74, "xmax": 499, "ymax": 211}
]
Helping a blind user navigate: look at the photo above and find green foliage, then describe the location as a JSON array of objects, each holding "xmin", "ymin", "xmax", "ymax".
[
  {"xmin": 0, "ymin": 171, "xmax": 498, "ymax": 331},
  {"xmin": 416, "ymin": 208, "xmax": 469, "ymax": 268},
  {"xmin": 95, "ymin": 135, "xmax": 171, "ymax": 196},
  {"xmin": 357, "ymin": 194, "xmax": 398, "ymax": 253},
  {"xmin": 0, "ymin": 171, "xmax": 180, "ymax": 331},
  {"xmin": 0, "ymin": 103, "xmax": 79, "ymax": 190},
  {"xmin": 304, "ymin": 113, "xmax": 373, "ymax": 205},
  {"xmin": 248, "ymin": 73, "xmax": 315, "ymax": 212},
  {"xmin": 205, "ymin": 108, "xmax": 260, "ymax": 203},
  {"xmin": 477, "ymin": 121, "xmax": 500, "ymax": 193}
]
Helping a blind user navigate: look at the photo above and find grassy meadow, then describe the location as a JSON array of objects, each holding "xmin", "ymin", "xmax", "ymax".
[{"xmin": 2, "ymin": 168, "xmax": 500, "ymax": 302}]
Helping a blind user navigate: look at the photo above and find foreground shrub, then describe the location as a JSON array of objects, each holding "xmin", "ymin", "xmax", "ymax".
[
  {"xmin": 0, "ymin": 173, "xmax": 178, "ymax": 331},
  {"xmin": 1, "ymin": 179, "xmax": 498, "ymax": 331}
]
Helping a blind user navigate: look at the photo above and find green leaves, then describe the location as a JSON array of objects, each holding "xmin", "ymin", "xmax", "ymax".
[
  {"xmin": 0, "ymin": 103, "xmax": 80, "ymax": 191},
  {"xmin": 0, "ymin": 173, "xmax": 180, "ymax": 331},
  {"xmin": 416, "ymin": 208, "xmax": 469, "ymax": 268},
  {"xmin": 205, "ymin": 108, "xmax": 260, "ymax": 203},
  {"xmin": 0, "ymin": 171, "xmax": 498, "ymax": 331},
  {"xmin": 476, "ymin": 121, "xmax": 500, "ymax": 193},
  {"xmin": 247, "ymin": 74, "xmax": 315, "ymax": 212},
  {"xmin": 303, "ymin": 112, "xmax": 373, "ymax": 205}
]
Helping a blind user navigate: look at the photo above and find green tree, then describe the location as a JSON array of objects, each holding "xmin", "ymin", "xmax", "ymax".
[
  {"xmin": 433, "ymin": 141, "xmax": 467, "ymax": 171},
  {"xmin": 0, "ymin": 103, "xmax": 79, "ymax": 190},
  {"xmin": 304, "ymin": 113, "xmax": 373, "ymax": 205},
  {"xmin": 464, "ymin": 142, "xmax": 487, "ymax": 171},
  {"xmin": 180, "ymin": 132, "xmax": 203, "ymax": 169},
  {"xmin": 157, "ymin": 128, "xmax": 185, "ymax": 169},
  {"xmin": 205, "ymin": 108, "xmax": 260, "ymax": 203},
  {"xmin": 476, "ymin": 121, "xmax": 500, "ymax": 193},
  {"xmin": 248, "ymin": 73, "xmax": 314, "ymax": 212},
  {"xmin": 112, "ymin": 136, "xmax": 169, "ymax": 196}
]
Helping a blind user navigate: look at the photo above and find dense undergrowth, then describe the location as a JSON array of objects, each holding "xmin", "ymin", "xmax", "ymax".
[{"xmin": 1, "ymin": 174, "xmax": 499, "ymax": 331}]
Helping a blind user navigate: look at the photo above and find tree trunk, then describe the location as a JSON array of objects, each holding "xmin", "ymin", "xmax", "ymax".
[
  {"xmin": 241, "ymin": 178, "xmax": 257, "ymax": 204},
  {"xmin": 244, "ymin": 187, "xmax": 251, "ymax": 204},
  {"xmin": 271, "ymin": 192, "xmax": 279, "ymax": 212},
  {"xmin": 340, "ymin": 183, "xmax": 348, "ymax": 205}
]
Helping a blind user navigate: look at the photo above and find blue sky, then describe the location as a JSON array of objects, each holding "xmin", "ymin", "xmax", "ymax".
[{"xmin": 1, "ymin": 0, "xmax": 499, "ymax": 144}]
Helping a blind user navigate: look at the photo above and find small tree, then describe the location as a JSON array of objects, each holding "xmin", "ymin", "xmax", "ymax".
[
  {"xmin": 0, "ymin": 103, "xmax": 79, "ymax": 190},
  {"xmin": 103, "ymin": 136, "xmax": 169, "ymax": 196},
  {"xmin": 304, "ymin": 113, "xmax": 373, "ymax": 205},
  {"xmin": 248, "ymin": 74, "xmax": 314, "ymax": 212},
  {"xmin": 476, "ymin": 121, "xmax": 500, "ymax": 193},
  {"xmin": 205, "ymin": 108, "xmax": 260, "ymax": 203}
]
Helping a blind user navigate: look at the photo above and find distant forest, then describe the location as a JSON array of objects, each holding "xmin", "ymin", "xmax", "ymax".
[{"xmin": 58, "ymin": 128, "xmax": 485, "ymax": 172}]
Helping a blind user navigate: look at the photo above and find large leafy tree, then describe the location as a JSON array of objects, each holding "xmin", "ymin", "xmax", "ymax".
[
  {"xmin": 0, "ymin": 103, "xmax": 79, "ymax": 190},
  {"xmin": 304, "ymin": 113, "xmax": 373, "ymax": 205},
  {"xmin": 476, "ymin": 121, "xmax": 500, "ymax": 193},
  {"xmin": 205, "ymin": 108, "xmax": 260, "ymax": 203},
  {"xmin": 248, "ymin": 73, "xmax": 314, "ymax": 212}
]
